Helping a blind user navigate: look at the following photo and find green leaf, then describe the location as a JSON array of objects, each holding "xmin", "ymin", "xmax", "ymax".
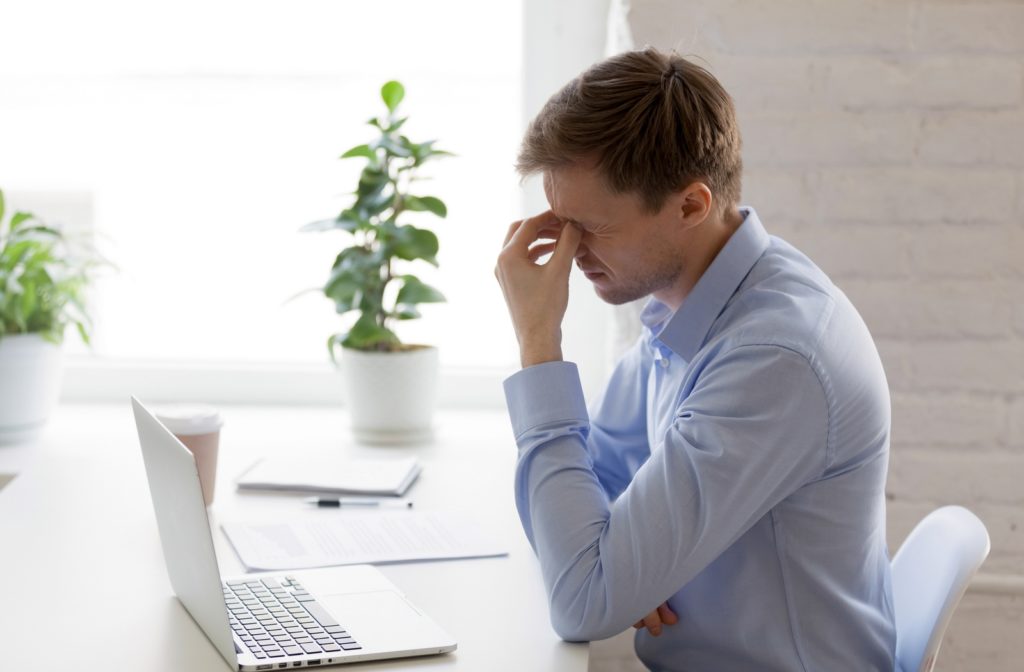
[
  {"xmin": 390, "ymin": 306, "xmax": 421, "ymax": 320},
  {"xmin": 10, "ymin": 211, "xmax": 37, "ymax": 232},
  {"xmin": 355, "ymin": 190, "xmax": 394, "ymax": 217},
  {"xmin": 327, "ymin": 333, "xmax": 346, "ymax": 366},
  {"xmin": 14, "ymin": 225, "xmax": 62, "ymax": 238},
  {"xmin": 356, "ymin": 166, "xmax": 389, "ymax": 198},
  {"xmin": 408, "ymin": 139, "xmax": 454, "ymax": 166},
  {"xmin": 300, "ymin": 219, "xmax": 346, "ymax": 233},
  {"xmin": 324, "ymin": 247, "xmax": 384, "ymax": 315},
  {"xmin": 376, "ymin": 135, "xmax": 412, "ymax": 158},
  {"xmin": 386, "ymin": 117, "xmax": 409, "ymax": 133},
  {"xmin": 343, "ymin": 312, "xmax": 400, "ymax": 350},
  {"xmin": 281, "ymin": 286, "xmax": 321, "ymax": 305},
  {"xmin": 75, "ymin": 320, "xmax": 90, "ymax": 346},
  {"xmin": 0, "ymin": 189, "xmax": 5, "ymax": 226},
  {"xmin": 340, "ymin": 144, "xmax": 376, "ymax": 160},
  {"xmin": 20, "ymin": 284, "xmax": 37, "ymax": 318},
  {"xmin": 300, "ymin": 210, "xmax": 365, "ymax": 233},
  {"xmin": 328, "ymin": 287, "xmax": 362, "ymax": 315},
  {"xmin": 404, "ymin": 195, "xmax": 447, "ymax": 218},
  {"xmin": 388, "ymin": 225, "xmax": 439, "ymax": 265},
  {"xmin": 395, "ymin": 275, "xmax": 446, "ymax": 306},
  {"xmin": 380, "ymin": 80, "xmax": 405, "ymax": 114}
]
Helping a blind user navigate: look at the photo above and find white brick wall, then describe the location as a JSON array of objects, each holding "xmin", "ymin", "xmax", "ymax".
[{"xmin": 624, "ymin": 1, "xmax": 1024, "ymax": 670}]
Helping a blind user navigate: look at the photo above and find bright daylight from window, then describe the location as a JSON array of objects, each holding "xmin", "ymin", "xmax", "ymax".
[{"xmin": 0, "ymin": 0, "xmax": 523, "ymax": 373}]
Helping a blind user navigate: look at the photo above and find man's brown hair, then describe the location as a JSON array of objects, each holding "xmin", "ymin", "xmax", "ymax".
[{"xmin": 517, "ymin": 47, "xmax": 742, "ymax": 214}]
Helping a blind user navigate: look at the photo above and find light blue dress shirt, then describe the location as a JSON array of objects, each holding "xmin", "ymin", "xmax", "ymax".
[{"xmin": 503, "ymin": 208, "xmax": 897, "ymax": 671}]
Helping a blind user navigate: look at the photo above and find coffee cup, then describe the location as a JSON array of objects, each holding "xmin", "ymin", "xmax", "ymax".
[{"xmin": 154, "ymin": 404, "xmax": 224, "ymax": 507}]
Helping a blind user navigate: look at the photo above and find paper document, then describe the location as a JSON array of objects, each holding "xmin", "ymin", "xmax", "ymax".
[
  {"xmin": 235, "ymin": 456, "xmax": 421, "ymax": 496},
  {"xmin": 221, "ymin": 511, "xmax": 508, "ymax": 571}
]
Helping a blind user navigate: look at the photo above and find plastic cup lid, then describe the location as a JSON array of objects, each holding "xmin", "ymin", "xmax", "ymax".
[{"xmin": 154, "ymin": 404, "xmax": 223, "ymax": 436}]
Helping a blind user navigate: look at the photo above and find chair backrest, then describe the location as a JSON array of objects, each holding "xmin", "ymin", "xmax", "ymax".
[{"xmin": 891, "ymin": 505, "xmax": 991, "ymax": 672}]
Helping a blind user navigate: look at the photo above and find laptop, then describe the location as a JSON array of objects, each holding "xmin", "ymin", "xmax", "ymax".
[{"xmin": 130, "ymin": 396, "xmax": 457, "ymax": 670}]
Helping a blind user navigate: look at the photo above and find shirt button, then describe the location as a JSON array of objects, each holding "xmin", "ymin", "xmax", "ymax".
[{"xmin": 659, "ymin": 357, "xmax": 670, "ymax": 369}]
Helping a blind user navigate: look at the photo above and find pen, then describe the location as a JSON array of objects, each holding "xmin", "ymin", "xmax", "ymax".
[{"xmin": 305, "ymin": 497, "xmax": 414, "ymax": 509}]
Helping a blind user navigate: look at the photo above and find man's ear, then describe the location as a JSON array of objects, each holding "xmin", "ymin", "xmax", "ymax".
[{"xmin": 676, "ymin": 182, "xmax": 713, "ymax": 231}]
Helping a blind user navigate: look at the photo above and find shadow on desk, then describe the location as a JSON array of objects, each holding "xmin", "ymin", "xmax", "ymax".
[{"xmin": 588, "ymin": 630, "xmax": 647, "ymax": 672}]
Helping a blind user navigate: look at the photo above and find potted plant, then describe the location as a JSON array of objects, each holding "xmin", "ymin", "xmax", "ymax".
[
  {"xmin": 300, "ymin": 80, "xmax": 450, "ymax": 444},
  {"xmin": 0, "ymin": 189, "xmax": 100, "ymax": 444}
]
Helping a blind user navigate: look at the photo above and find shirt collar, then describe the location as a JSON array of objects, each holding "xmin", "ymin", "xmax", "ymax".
[{"xmin": 640, "ymin": 207, "xmax": 769, "ymax": 362}]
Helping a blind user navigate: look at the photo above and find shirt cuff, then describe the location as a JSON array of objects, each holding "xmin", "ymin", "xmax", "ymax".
[{"xmin": 503, "ymin": 361, "xmax": 589, "ymax": 438}]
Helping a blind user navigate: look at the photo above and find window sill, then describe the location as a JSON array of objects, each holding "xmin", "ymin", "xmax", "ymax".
[{"xmin": 60, "ymin": 355, "xmax": 510, "ymax": 408}]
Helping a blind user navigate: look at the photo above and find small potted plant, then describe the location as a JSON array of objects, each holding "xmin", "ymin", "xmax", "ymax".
[
  {"xmin": 0, "ymin": 189, "xmax": 101, "ymax": 444},
  {"xmin": 300, "ymin": 81, "xmax": 450, "ymax": 444}
]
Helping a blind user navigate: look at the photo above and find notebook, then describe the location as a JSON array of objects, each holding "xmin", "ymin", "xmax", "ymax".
[{"xmin": 236, "ymin": 456, "xmax": 421, "ymax": 497}]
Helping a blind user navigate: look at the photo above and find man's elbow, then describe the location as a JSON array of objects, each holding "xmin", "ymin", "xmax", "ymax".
[{"xmin": 549, "ymin": 601, "xmax": 622, "ymax": 643}]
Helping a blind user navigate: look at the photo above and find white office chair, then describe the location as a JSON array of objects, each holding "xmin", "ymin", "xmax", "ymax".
[{"xmin": 891, "ymin": 505, "xmax": 991, "ymax": 672}]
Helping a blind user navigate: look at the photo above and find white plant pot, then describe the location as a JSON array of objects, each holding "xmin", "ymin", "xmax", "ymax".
[
  {"xmin": 340, "ymin": 345, "xmax": 439, "ymax": 445},
  {"xmin": 0, "ymin": 334, "xmax": 64, "ymax": 445}
]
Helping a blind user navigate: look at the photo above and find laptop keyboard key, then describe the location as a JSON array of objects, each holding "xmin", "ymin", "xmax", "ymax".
[
  {"xmin": 300, "ymin": 642, "xmax": 323, "ymax": 654},
  {"xmin": 321, "ymin": 643, "xmax": 341, "ymax": 652},
  {"xmin": 283, "ymin": 646, "xmax": 303, "ymax": 656},
  {"xmin": 302, "ymin": 601, "xmax": 339, "ymax": 627},
  {"xmin": 341, "ymin": 643, "xmax": 362, "ymax": 651}
]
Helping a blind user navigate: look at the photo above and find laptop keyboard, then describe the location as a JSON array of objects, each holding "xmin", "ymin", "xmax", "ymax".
[{"xmin": 223, "ymin": 575, "xmax": 362, "ymax": 660}]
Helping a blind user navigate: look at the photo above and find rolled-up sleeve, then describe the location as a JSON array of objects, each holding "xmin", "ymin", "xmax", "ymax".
[{"xmin": 503, "ymin": 344, "xmax": 829, "ymax": 642}]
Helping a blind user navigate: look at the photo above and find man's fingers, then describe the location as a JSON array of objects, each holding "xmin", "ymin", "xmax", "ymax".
[
  {"xmin": 642, "ymin": 611, "xmax": 663, "ymax": 636},
  {"xmin": 551, "ymin": 221, "xmax": 581, "ymax": 269},
  {"xmin": 506, "ymin": 210, "xmax": 561, "ymax": 252},
  {"xmin": 502, "ymin": 219, "xmax": 523, "ymax": 249},
  {"xmin": 528, "ymin": 242, "xmax": 557, "ymax": 263},
  {"xmin": 631, "ymin": 603, "xmax": 677, "ymax": 635},
  {"xmin": 657, "ymin": 602, "xmax": 679, "ymax": 626},
  {"xmin": 632, "ymin": 610, "xmax": 663, "ymax": 635}
]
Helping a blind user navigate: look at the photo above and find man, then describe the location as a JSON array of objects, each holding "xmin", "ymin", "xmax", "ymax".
[{"xmin": 495, "ymin": 48, "xmax": 897, "ymax": 671}]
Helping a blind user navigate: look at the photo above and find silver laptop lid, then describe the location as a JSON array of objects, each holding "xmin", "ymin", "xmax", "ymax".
[{"xmin": 131, "ymin": 396, "xmax": 237, "ymax": 668}]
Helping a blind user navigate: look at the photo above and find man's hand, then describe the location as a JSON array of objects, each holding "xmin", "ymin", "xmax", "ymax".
[
  {"xmin": 495, "ymin": 210, "xmax": 581, "ymax": 368},
  {"xmin": 633, "ymin": 602, "xmax": 679, "ymax": 637}
]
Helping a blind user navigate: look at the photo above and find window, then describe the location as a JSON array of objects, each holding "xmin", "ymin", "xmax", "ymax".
[{"xmin": 1, "ymin": 1, "xmax": 523, "ymax": 383}]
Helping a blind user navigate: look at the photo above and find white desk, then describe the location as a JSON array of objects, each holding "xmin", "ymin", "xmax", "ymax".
[{"xmin": 0, "ymin": 403, "xmax": 589, "ymax": 671}]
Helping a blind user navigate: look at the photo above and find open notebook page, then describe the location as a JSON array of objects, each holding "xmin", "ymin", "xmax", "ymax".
[{"xmin": 222, "ymin": 511, "xmax": 508, "ymax": 571}]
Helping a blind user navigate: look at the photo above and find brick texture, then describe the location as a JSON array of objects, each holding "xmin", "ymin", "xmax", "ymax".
[{"xmin": 626, "ymin": 1, "xmax": 1024, "ymax": 669}]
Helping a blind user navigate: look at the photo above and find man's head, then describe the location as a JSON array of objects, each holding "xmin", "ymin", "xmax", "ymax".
[
  {"xmin": 518, "ymin": 47, "xmax": 742, "ymax": 217},
  {"xmin": 516, "ymin": 48, "xmax": 744, "ymax": 308}
]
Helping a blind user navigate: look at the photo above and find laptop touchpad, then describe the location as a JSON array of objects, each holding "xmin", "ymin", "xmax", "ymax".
[{"xmin": 320, "ymin": 591, "xmax": 434, "ymax": 650}]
